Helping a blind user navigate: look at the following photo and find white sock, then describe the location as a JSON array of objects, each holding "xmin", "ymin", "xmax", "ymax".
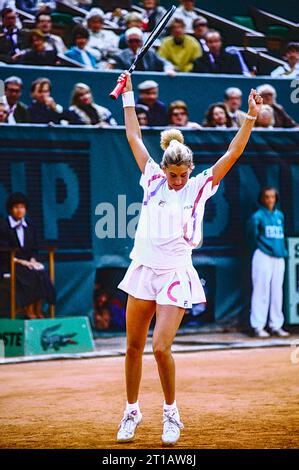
[
  {"xmin": 163, "ymin": 400, "xmax": 177, "ymax": 412},
  {"xmin": 126, "ymin": 401, "xmax": 140, "ymax": 414}
]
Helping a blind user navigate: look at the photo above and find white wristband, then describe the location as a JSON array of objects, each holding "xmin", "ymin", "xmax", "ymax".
[
  {"xmin": 245, "ymin": 114, "xmax": 257, "ymax": 121},
  {"xmin": 122, "ymin": 91, "xmax": 135, "ymax": 108}
]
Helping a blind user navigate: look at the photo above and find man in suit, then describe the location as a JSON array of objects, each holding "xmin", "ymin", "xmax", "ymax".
[
  {"xmin": 114, "ymin": 27, "xmax": 174, "ymax": 73},
  {"xmin": 35, "ymin": 12, "xmax": 66, "ymax": 55},
  {"xmin": 0, "ymin": 7, "xmax": 28, "ymax": 63},
  {"xmin": 137, "ymin": 80, "xmax": 168, "ymax": 126},
  {"xmin": 192, "ymin": 30, "xmax": 243, "ymax": 74},
  {"xmin": 3, "ymin": 76, "xmax": 29, "ymax": 123},
  {"xmin": 28, "ymin": 77, "xmax": 81, "ymax": 124},
  {"xmin": 224, "ymin": 87, "xmax": 246, "ymax": 128}
]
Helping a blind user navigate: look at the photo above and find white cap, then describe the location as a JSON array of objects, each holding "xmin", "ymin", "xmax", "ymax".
[
  {"xmin": 138, "ymin": 80, "xmax": 159, "ymax": 90},
  {"xmin": 125, "ymin": 27, "xmax": 143, "ymax": 40},
  {"xmin": 86, "ymin": 8, "xmax": 105, "ymax": 21}
]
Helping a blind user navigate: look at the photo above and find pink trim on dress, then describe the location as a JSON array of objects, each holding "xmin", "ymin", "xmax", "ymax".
[{"xmin": 167, "ymin": 281, "xmax": 180, "ymax": 302}]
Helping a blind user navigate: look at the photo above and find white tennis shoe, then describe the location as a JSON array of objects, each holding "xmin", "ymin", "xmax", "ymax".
[
  {"xmin": 162, "ymin": 408, "xmax": 184, "ymax": 446},
  {"xmin": 116, "ymin": 409, "xmax": 142, "ymax": 443}
]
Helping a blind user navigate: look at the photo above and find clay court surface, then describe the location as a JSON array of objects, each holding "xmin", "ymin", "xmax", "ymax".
[{"xmin": 1, "ymin": 347, "xmax": 298, "ymax": 449}]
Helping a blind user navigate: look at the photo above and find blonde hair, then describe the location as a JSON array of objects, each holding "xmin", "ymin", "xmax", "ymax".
[{"xmin": 160, "ymin": 129, "xmax": 194, "ymax": 169}]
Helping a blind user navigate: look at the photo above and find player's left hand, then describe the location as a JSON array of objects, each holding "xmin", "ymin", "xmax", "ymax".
[{"xmin": 248, "ymin": 89, "xmax": 263, "ymax": 117}]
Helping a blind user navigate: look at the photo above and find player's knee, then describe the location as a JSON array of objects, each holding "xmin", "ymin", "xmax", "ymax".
[
  {"xmin": 153, "ymin": 341, "xmax": 171, "ymax": 362},
  {"xmin": 126, "ymin": 342, "xmax": 144, "ymax": 359}
]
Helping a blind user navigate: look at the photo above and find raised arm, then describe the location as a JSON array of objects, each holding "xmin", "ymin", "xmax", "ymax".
[
  {"xmin": 120, "ymin": 71, "xmax": 150, "ymax": 173},
  {"xmin": 212, "ymin": 89, "xmax": 263, "ymax": 187}
]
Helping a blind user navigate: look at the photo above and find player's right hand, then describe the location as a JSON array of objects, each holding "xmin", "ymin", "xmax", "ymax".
[{"xmin": 120, "ymin": 71, "xmax": 133, "ymax": 93}]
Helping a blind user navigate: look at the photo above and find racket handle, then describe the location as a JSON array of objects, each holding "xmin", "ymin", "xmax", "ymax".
[{"xmin": 110, "ymin": 75, "xmax": 127, "ymax": 100}]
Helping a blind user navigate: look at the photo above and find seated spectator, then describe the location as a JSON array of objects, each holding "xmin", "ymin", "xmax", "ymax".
[
  {"xmin": 175, "ymin": 0, "xmax": 199, "ymax": 34},
  {"xmin": 69, "ymin": 83, "xmax": 117, "ymax": 127},
  {"xmin": 86, "ymin": 8, "xmax": 119, "ymax": 64},
  {"xmin": 16, "ymin": 0, "xmax": 55, "ymax": 15},
  {"xmin": 3, "ymin": 76, "xmax": 29, "ymax": 123},
  {"xmin": 158, "ymin": 18, "xmax": 202, "ymax": 72},
  {"xmin": 65, "ymin": 26, "xmax": 97, "ymax": 69},
  {"xmin": 192, "ymin": 16, "xmax": 209, "ymax": 52},
  {"xmin": 136, "ymin": 104, "xmax": 149, "ymax": 127},
  {"xmin": 255, "ymin": 104, "xmax": 275, "ymax": 129},
  {"xmin": 224, "ymin": 87, "xmax": 246, "ymax": 128},
  {"xmin": 35, "ymin": 12, "xmax": 66, "ymax": 55},
  {"xmin": 104, "ymin": 7, "xmax": 128, "ymax": 29},
  {"xmin": 16, "ymin": 29, "xmax": 58, "ymax": 65},
  {"xmin": 256, "ymin": 83, "xmax": 298, "ymax": 128},
  {"xmin": 28, "ymin": 78, "xmax": 81, "ymax": 125},
  {"xmin": 0, "ymin": 192, "xmax": 56, "ymax": 319},
  {"xmin": 203, "ymin": 103, "xmax": 233, "ymax": 128},
  {"xmin": 0, "ymin": 8, "xmax": 28, "ymax": 63},
  {"xmin": 0, "ymin": 0, "xmax": 16, "ymax": 10},
  {"xmin": 137, "ymin": 80, "xmax": 167, "ymax": 126},
  {"xmin": 118, "ymin": 12, "xmax": 143, "ymax": 49},
  {"xmin": 141, "ymin": 0, "xmax": 166, "ymax": 33},
  {"xmin": 114, "ymin": 27, "xmax": 174, "ymax": 73},
  {"xmin": 168, "ymin": 100, "xmax": 201, "ymax": 129},
  {"xmin": 193, "ymin": 30, "xmax": 243, "ymax": 74},
  {"xmin": 0, "ymin": 101, "xmax": 8, "ymax": 123},
  {"xmin": 271, "ymin": 42, "xmax": 299, "ymax": 79}
]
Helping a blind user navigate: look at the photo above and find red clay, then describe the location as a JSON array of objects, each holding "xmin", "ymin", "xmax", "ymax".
[{"xmin": 1, "ymin": 347, "xmax": 298, "ymax": 448}]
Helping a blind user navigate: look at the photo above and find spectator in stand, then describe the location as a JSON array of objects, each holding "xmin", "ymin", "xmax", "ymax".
[
  {"xmin": 137, "ymin": 80, "xmax": 167, "ymax": 126},
  {"xmin": 28, "ymin": 78, "xmax": 81, "ymax": 125},
  {"xmin": 224, "ymin": 87, "xmax": 246, "ymax": 128},
  {"xmin": 15, "ymin": 0, "xmax": 55, "ymax": 15},
  {"xmin": 114, "ymin": 27, "xmax": 174, "ymax": 73},
  {"xmin": 0, "ymin": 101, "xmax": 8, "ymax": 123},
  {"xmin": 271, "ymin": 42, "xmax": 299, "ymax": 79},
  {"xmin": 193, "ymin": 30, "xmax": 243, "ymax": 74},
  {"xmin": 16, "ymin": 29, "xmax": 58, "ymax": 65},
  {"xmin": 168, "ymin": 100, "xmax": 201, "ymax": 129},
  {"xmin": 192, "ymin": 16, "xmax": 209, "ymax": 52},
  {"xmin": 255, "ymin": 104, "xmax": 275, "ymax": 129},
  {"xmin": 35, "ymin": 12, "xmax": 66, "ymax": 55},
  {"xmin": 174, "ymin": 0, "xmax": 199, "ymax": 34},
  {"xmin": 203, "ymin": 102, "xmax": 233, "ymax": 128},
  {"xmin": 256, "ymin": 83, "xmax": 298, "ymax": 128},
  {"xmin": 0, "ymin": 8, "xmax": 28, "ymax": 63},
  {"xmin": 86, "ymin": 8, "xmax": 119, "ymax": 65},
  {"xmin": 141, "ymin": 0, "xmax": 166, "ymax": 32},
  {"xmin": 118, "ymin": 12, "xmax": 143, "ymax": 49},
  {"xmin": 3, "ymin": 76, "xmax": 29, "ymax": 123},
  {"xmin": 0, "ymin": 0, "xmax": 15, "ymax": 12},
  {"xmin": 104, "ymin": 7, "xmax": 127, "ymax": 29},
  {"xmin": 135, "ymin": 104, "xmax": 149, "ymax": 127},
  {"xmin": 65, "ymin": 25, "xmax": 97, "ymax": 69},
  {"xmin": 158, "ymin": 18, "xmax": 202, "ymax": 72},
  {"xmin": 69, "ymin": 83, "xmax": 117, "ymax": 127}
]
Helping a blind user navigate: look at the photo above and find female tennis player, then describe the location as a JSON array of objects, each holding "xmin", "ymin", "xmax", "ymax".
[{"xmin": 116, "ymin": 71, "xmax": 263, "ymax": 445}]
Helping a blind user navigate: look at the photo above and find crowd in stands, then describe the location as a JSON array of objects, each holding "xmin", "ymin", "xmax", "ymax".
[
  {"xmin": 0, "ymin": 1, "xmax": 298, "ymax": 127},
  {"xmin": 0, "ymin": 74, "xmax": 298, "ymax": 128},
  {"xmin": 0, "ymin": 1, "xmax": 298, "ymax": 73}
]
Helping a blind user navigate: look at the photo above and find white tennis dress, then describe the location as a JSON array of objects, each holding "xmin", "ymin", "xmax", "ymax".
[{"xmin": 118, "ymin": 157, "xmax": 219, "ymax": 308}]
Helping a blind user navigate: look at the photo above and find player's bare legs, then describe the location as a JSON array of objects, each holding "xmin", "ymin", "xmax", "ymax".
[
  {"xmin": 153, "ymin": 305, "xmax": 185, "ymax": 404},
  {"xmin": 117, "ymin": 296, "xmax": 155, "ymax": 442},
  {"xmin": 153, "ymin": 305, "xmax": 185, "ymax": 445},
  {"xmin": 125, "ymin": 295, "xmax": 156, "ymax": 402}
]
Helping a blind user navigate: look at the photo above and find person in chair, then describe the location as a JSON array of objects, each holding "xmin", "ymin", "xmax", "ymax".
[{"xmin": 0, "ymin": 193, "xmax": 55, "ymax": 319}]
